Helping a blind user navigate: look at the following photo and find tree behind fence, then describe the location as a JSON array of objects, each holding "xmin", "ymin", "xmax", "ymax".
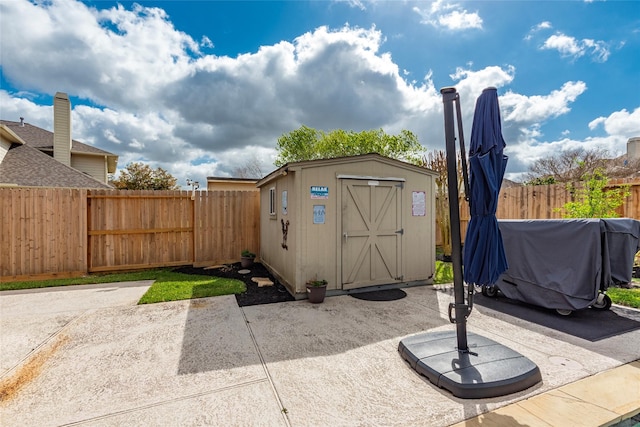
[{"xmin": 438, "ymin": 178, "xmax": 640, "ymax": 247}]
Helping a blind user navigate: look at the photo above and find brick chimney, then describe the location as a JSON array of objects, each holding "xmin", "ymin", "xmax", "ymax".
[
  {"xmin": 53, "ymin": 92, "xmax": 72, "ymax": 167},
  {"xmin": 628, "ymin": 137, "xmax": 640, "ymax": 161}
]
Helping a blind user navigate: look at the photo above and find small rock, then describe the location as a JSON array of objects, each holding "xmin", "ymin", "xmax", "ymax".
[
  {"xmin": 238, "ymin": 269, "xmax": 251, "ymax": 274},
  {"xmin": 257, "ymin": 280, "xmax": 274, "ymax": 287},
  {"xmin": 252, "ymin": 277, "xmax": 274, "ymax": 287}
]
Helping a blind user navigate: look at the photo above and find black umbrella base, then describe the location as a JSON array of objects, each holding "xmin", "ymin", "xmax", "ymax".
[{"xmin": 398, "ymin": 330, "xmax": 541, "ymax": 399}]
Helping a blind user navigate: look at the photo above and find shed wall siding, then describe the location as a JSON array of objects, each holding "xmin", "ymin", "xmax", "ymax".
[
  {"xmin": 259, "ymin": 173, "xmax": 298, "ymax": 293},
  {"xmin": 259, "ymin": 156, "xmax": 436, "ymax": 298},
  {"xmin": 297, "ymin": 166, "xmax": 339, "ymax": 293}
]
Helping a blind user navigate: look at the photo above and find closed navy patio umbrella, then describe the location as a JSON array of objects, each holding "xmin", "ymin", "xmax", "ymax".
[
  {"xmin": 397, "ymin": 87, "xmax": 541, "ymax": 399},
  {"xmin": 463, "ymin": 87, "xmax": 509, "ymax": 286},
  {"xmin": 398, "ymin": 87, "xmax": 542, "ymax": 399}
]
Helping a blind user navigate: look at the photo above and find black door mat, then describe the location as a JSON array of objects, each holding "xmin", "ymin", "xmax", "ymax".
[
  {"xmin": 350, "ymin": 289, "xmax": 407, "ymax": 301},
  {"xmin": 474, "ymin": 293, "xmax": 640, "ymax": 342}
]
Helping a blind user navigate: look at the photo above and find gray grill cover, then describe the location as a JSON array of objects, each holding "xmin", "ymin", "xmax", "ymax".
[{"xmin": 495, "ymin": 219, "xmax": 640, "ymax": 311}]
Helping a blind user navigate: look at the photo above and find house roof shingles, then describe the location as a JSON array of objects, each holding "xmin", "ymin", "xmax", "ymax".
[
  {"xmin": 0, "ymin": 120, "xmax": 117, "ymax": 189},
  {"xmin": 0, "ymin": 120, "xmax": 115, "ymax": 156},
  {"xmin": 0, "ymin": 143, "xmax": 112, "ymax": 188}
]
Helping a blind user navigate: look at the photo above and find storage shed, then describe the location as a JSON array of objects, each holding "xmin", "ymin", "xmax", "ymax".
[{"xmin": 256, "ymin": 153, "xmax": 439, "ymax": 299}]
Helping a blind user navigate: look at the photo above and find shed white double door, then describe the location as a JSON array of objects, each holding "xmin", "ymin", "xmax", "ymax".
[{"xmin": 341, "ymin": 179, "xmax": 404, "ymax": 290}]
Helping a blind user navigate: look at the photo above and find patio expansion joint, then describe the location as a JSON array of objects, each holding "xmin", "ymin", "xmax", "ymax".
[
  {"xmin": 240, "ymin": 306, "xmax": 292, "ymax": 427},
  {"xmin": 57, "ymin": 379, "xmax": 271, "ymax": 427},
  {"xmin": 0, "ymin": 308, "xmax": 94, "ymax": 380}
]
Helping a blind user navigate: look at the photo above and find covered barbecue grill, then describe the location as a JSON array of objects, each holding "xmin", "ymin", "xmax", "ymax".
[{"xmin": 486, "ymin": 218, "xmax": 640, "ymax": 315}]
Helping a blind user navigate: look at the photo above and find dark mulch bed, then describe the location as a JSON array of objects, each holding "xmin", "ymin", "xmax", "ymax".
[{"xmin": 172, "ymin": 262, "xmax": 295, "ymax": 307}]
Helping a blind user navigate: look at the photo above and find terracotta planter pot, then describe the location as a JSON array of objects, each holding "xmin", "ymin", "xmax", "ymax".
[{"xmin": 307, "ymin": 284, "xmax": 327, "ymax": 303}]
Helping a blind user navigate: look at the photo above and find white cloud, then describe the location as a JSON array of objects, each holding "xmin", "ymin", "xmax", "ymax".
[
  {"xmin": 543, "ymin": 34, "xmax": 583, "ymax": 57},
  {"xmin": 525, "ymin": 21, "xmax": 553, "ymax": 41},
  {"xmin": 537, "ymin": 21, "xmax": 553, "ymax": 30},
  {"xmin": 200, "ymin": 36, "xmax": 214, "ymax": 49},
  {"xmin": 413, "ymin": 1, "xmax": 483, "ymax": 30},
  {"xmin": 0, "ymin": 0, "xmax": 199, "ymax": 109},
  {"xmin": 498, "ymin": 81, "xmax": 587, "ymax": 165},
  {"xmin": 505, "ymin": 133, "xmax": 630, "ymax": 182},
  {"xmin": 588, "ymin": 107, "xmax": 640, "ymax": 136},
  {"xmin": 334, "ymin": 0, "xmax": 367, "ymax": 10},
  {"xmin": 0, "ymin": 91, "xmax": 53, "ymax": 127},
  {"xmin": 581, "ymin": 38, "xmax": 611, "ymax": 62},
  {"xmin": 437, "ymin": 10, "xmax": 483, "ymax": 30},
  {"xmin": 1, "ymin": 1, "xmax": 449, "ymax": 184},
  {"xmin": 503, "ymin": 105, "xmax": 638, "ymax": 181},
  {"xmin": 500, "ymin": 81, "xmax": 587, "ymax": 124},
  {"xmin": 541, "ymin": 32, "xmax": 610, "ymax": 62},
  {"xmin": 449, "ymin": 66, "xmax": 515, "ymax": 98},
  {"xmin": 1, "ymin": 0, "xmax": 633, "ymax": 187}
]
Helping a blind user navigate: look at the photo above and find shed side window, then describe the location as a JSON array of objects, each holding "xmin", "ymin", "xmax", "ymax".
[{"xmin": 269, "ymin": 187, "xmax": 276, "ymax": 216}]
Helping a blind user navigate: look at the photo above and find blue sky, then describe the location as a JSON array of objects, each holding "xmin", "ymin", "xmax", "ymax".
[{"xmin": 1, "ymin": 0, "xmax": 639, "ymax": 186}]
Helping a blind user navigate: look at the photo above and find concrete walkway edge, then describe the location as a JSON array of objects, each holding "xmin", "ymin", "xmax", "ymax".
[{"xmin": 450, "ymin": 360, "xmax": 640, "ymax": 427}]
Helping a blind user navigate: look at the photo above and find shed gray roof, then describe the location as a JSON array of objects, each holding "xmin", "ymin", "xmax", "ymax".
[
  {"xmin": 257, "ymin": 153, "xmax": 438, "ymax": 188},
  {"xmin": 206, "ymin": 176, "xmax": 260, "ymax": 182},
  {"xmin": 0, "ymin": 143, "xmax": 112, "ymax": 188}
]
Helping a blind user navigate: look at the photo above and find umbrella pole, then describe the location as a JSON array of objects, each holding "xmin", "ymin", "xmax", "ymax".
[{"xmin": 441, "ymin": 87, "xmax": 469, "ymax": 352}]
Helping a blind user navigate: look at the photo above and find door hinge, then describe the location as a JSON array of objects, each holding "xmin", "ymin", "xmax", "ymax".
[
  {"xmin": 395, "ymin": 229, "xmax": 404, "ymax": 235},
  {"xmin": 396, "ymin": 182, "xmax": 404, "ymax": 189},
  {"xmin": 395, "ymin": 275, "xmax": 404, "ymax": 281}
]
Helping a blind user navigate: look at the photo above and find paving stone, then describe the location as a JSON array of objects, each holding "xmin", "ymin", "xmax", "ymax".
[{"xmin": 203, "ymin": 265, "xmax": 225, "ymax": 270}]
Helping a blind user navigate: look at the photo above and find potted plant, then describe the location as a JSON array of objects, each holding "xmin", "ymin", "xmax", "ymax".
[
  {"xmin": 240, "ymin": 250, "xmax": 256, "ymax": 268},
  {"xmin": 306, "ymin": 279, "xmax": 328, "ymax": 303}
]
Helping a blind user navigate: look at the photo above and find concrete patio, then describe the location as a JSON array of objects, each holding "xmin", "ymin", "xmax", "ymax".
[{"xmin": 1, "ymin": 281, "xmax": 639, "ymax": 426}]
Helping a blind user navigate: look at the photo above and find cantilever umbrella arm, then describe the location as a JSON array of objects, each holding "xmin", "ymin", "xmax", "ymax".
[{"xmin": 441, "ymin": 87, "xmax": 472, "ymax": 351}]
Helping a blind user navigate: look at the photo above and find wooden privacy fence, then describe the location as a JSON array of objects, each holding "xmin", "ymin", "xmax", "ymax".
[
  {"xmin": 87, "ymin": 190, "xmax": 194, "ymax": 272},
  {"xmin": 2, "ymin": 178, "xmax": 638, "ymax": 281},
  {"xmin": 495, "ymin": 177, "xmax": 640, "ymax": 220},
  {"xmin": 1, "ymin": 188, "xmax": 260, "ymax": 281},
  {"xmin": 436, "ymin": 177, "xmax": 640, "ymax": 247},
  {"xmin": 1, "ymin": 187, "xmax": 88, "ymax": 280}
]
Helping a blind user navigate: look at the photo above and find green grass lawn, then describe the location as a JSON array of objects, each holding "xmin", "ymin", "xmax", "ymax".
[
  {"xmin": 0, "ymin": 269, "xmax": 171, "ymax": 291},
  {"xmin": 137, "ymin": 272, "xmax": 245, "ymax": 304},
  {"xmin": 607, "ymin": 284, "xmax": 640, "ymax": 309},
  {"xmin": 434, "ymin": 260, "xmax": 454, "ymax": 284},
  {"xmin": 2, "ymin": 262, "xmax": 637, "ymax": 308},
  {"xmin": 0, "ymin": 269, "xmax": 245, "ymax": 305}
]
